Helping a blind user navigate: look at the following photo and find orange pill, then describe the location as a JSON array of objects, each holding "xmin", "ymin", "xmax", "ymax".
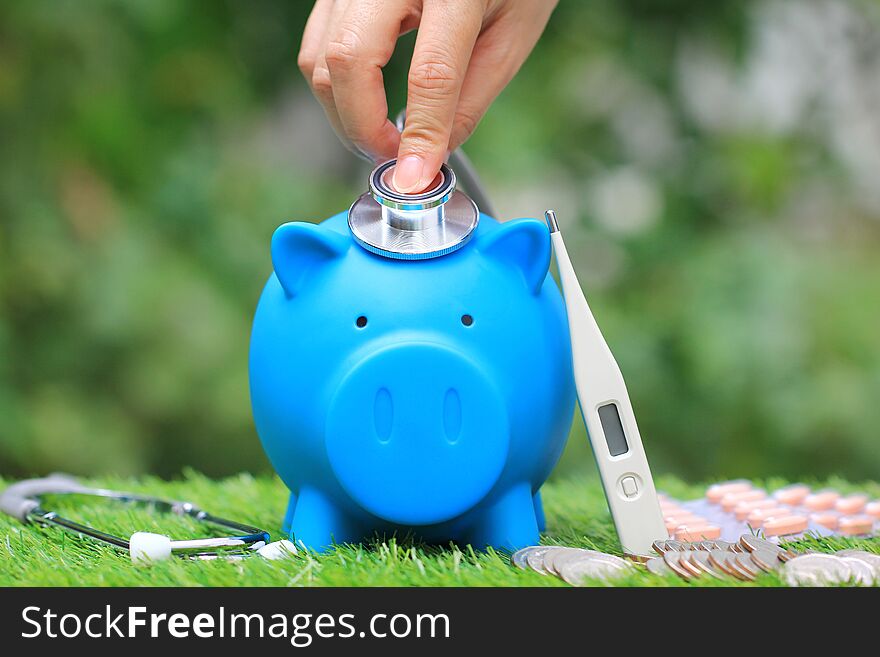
[
  {"xmin": 803, "ymin": 490, "xmax": 840, "ymax": 511},
  {"xmin": 763, "ymin": 514, "xmax": 808, "ymax": 537},
  {"xmin": 835, "ymin": 495, "xmax": 867, "ymax": 515},
  {"xmin": 674, "ymin": 523, "xmax": 722, "ymax": 542},
  {"xmin": 721, "ymin": 489, "xmax": 766, "ymax": 512},
  {"xmin": 747, "ymin": 507, "xmax": 791, "ymax": 526},
  {"xmin": 665, "ymin": 520, "xmax": 702, "ymax": 534},
  {"xmin": 706, "ymin": 481, "xmax": 752, "ymax": 504},
  {"xmin": 664, "ymin": 512, "xmax": 705, "ymax": 524},
  {"xmin": 838, "ymin": 515, "xmax": 874, "ymax": 536},
  {"xmin": 866, "ymin": 501, "xmax": 880, "ymax": 519},
  {"xmin": 735, "ymin": 499, "xmax": 778, "ymax": 521},
  {"xmin": 810, "ymin": 512, "xmax": 840, "ymax": 530},
  {"xmin": 773, "ymin": 484, "xmax": 810, "ymax": 506}
]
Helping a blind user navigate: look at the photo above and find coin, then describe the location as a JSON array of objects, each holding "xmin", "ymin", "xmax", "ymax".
[
  {"xmin": 696, "ymin": 540, "xmax": 717, "ymax": 551},
  {"xmin": 646, "ymin": 557, "xmax": 674, "ymax": 576},
  {"xmin": 783, "ymin": 554, "xmax": 852, "ymax": 586},
  {"xmin": 713, "ymin": 540, "xmax": 734, "ymax": 552},
  {"xmin": 543, "ymin": 547, "xmax": 591, "ymax": 576},
  {"xmin": 707, "ymin": 550, "xmax": 732, "ymax": 575},
  {"xmin": 624, "ymin": 553, "xmax": 651, "ymax": 564},
  {"xmin": 739, "ymin": 535, "xmax": 783, "ymax": 554},
  {"xmin": 749, "ymin": 548, "xmax": 783, "ymax": 573},
  {"xmin": 664, "ymin": 540, "xmax": 686, "ymax": 552},
  {"xmin": 777, "ymin": 548, "xmax": 800, "ymax": 562},
  {"xmin": 677, "ymin": 551, "xmax": 704, "ymax": 577},
  {"xmin": 835, "ymin": 549, "xmax": 880, "ymax": 575},
  {"xmin": 663, "ymin": 550, "xmax": 695, "ymax": 580},
  {"xmin": 735, "ymin": 554, "xmax": 759, "ymax": 580},
  {"xmin": 525, "ymin": 546, "xmax": 556, "ymax": 575},
  {"xmin": 688, "ymin": 550, "xmax": 722, "ymax": 578},
  {"xmin": 709, "ymin": 550, "xmax": 745, "ymax": 579},
  {"xmin": 512, "ymin": 546, "xmax": 544, "ymax": 570},
  {"xmin": 652, "ymin": 539, "xmax": 671, "ymax": 555},
  {"xmin": 839, "ymin": 557, "xmax": 876, "ymax": 586},
  {"xmin": 558, "ymin": 553, "xmax": 633, "ymax": 586}
]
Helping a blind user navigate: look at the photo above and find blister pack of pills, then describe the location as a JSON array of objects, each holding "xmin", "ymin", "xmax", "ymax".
[{"xmin": 658, "ymin": 480, "xmax": 880, "ymax": 544}]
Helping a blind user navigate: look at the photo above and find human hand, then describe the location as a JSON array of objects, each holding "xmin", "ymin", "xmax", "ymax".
[{"xmin": 297, "ymin": 0, "xmax": 557, "ymax": 193}]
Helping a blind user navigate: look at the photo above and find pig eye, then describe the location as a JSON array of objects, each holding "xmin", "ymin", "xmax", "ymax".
[
  {"xmin": 461, "ymin": 314, "xmax": 474, "ymax": 327},
  {"xmin": 356, "ymin": 315, "xmax": 368, "ymax": 328}
]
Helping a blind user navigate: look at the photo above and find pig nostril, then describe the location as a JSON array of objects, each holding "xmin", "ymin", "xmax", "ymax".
[
  {"xmin": 442, "ymin": 388, "xmax": 462, "ymax": 444},
  {"xmin": 373, "ymin": 387, "xmax": 393, "ymax": 443}
]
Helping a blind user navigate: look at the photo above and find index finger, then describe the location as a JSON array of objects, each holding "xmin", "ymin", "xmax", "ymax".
[
  {"xmin": 393, "ymin": 1, "xmax": 482, "ymax": 193},
  {"xmin": 324, "ymin": 0, "xmax": 411, "ymax": 162}
]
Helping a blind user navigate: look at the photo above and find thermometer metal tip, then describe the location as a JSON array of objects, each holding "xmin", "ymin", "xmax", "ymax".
[{"xmin": 546, "ymin": 209, "xmax": 667, "ymax": 558}]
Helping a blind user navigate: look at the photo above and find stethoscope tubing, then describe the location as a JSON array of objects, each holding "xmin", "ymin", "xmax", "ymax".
[{"xmin": 1, "ymin": 474, "xmax": 270, "ymax": 560}]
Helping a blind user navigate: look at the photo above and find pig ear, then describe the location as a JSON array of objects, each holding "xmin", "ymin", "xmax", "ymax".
[
  {"xmin": 477, "ymin": 219, "xmax": 551, "ymax": 294},
  {"xmin": 271, "ymin": 222, "xmax": 349, "ymax": 297}
]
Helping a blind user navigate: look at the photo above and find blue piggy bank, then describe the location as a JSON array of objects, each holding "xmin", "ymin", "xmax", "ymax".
[{"xmin": 249, "ymin": 202, "xmax": 575, "ymax": 552}]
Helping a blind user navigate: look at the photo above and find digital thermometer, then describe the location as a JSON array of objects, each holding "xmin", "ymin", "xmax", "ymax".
[{"xmin": 545, "ymin": 210, "xmax": 667, "ymax": 558}]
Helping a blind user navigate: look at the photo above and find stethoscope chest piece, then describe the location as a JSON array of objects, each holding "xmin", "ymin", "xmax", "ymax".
[{"xmin": 348, "ymin": 159, "xmax": 479, "ymax": 260}]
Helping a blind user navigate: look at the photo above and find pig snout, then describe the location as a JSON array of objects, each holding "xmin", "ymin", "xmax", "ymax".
[{"xmin": 325, "ymin": 343, "xmax": 510, "ymax": 526}]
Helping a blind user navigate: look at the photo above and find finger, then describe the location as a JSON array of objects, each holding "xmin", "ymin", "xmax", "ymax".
[
  {"xmin": 309, "ymin": 0, "xmax": 354, "ymax": 152},
  {"xmin": 449, "ymin": 4, "xmax": 554, "ymax": 150},
  {"xmin": 324, "ymin": 0, "xmax": 411, "ymax": 162},
  {"xmin": 297, "ymin": 0, "xmax": 334, "ymax": 81},
  {"xmin": 393, "ymin": 1, "xmax": 483, "ymax": 193}
]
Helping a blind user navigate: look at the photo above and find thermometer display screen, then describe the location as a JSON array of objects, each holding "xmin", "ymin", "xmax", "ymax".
[{"xmin": 598, "ymin": 403, "xmax": 629, "ymax": 456}]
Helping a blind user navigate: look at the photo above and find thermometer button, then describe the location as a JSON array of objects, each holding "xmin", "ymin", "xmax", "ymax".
[{"xmin": 620, "ymin": 475, "xmax": 640, "ymax": 499}]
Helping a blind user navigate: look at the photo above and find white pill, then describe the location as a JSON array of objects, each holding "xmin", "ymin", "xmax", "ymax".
[
  {"xmin": 129, "ymin": 532, "xmax": 173, "ymax": 564},
  {"xmin": 257, "ymin": 539, "xmax": 299, "ymax": 560}
]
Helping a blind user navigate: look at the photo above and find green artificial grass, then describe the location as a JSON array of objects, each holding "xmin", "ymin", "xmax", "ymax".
[{"xmin": 1, "ymin": 472, "xmax": 877, "ymax": 586}]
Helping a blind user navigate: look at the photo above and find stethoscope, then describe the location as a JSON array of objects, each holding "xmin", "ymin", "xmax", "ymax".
[{"xmin": 0, "ymin": 473, "xmax": 271, "ymax": 563}]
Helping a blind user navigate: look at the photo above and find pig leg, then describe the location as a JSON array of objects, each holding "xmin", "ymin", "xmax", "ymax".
[
  {"xmin": 464, "ymin": 484, "xmax": 539, "ymax": 551},
  {"xmin": 281, "ymin": 491, "xmax": 297, "ymax": 535},
  {"xmin": 289, "ymin": 486, "xmax": 365, "ymax": 552},
  {"xmin": 533, "ymin": 489, "xmax": 546, "ymax": 533}
]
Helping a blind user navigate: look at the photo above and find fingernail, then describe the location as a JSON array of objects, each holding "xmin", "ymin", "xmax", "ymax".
[{"xmin": 392, "ymin": 156, "xmax": 424, "ymax": 193}]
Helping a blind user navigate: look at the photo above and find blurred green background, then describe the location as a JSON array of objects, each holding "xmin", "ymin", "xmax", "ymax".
[{"xmin": 1, "ymin": 0, "xmax": 878, "ymax": 483}]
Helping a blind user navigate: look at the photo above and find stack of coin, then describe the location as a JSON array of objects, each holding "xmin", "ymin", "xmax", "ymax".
[
  {"xmin": 645, "ymin": 534, "xmax": 799, "ymax": 581},
  {"xmin": 783, "ymin": 550, "xmax": 880, "ymax": 586},
  {"xmin": 511, "ymin": 546, "xmax": 635, "ymax": 585}
]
